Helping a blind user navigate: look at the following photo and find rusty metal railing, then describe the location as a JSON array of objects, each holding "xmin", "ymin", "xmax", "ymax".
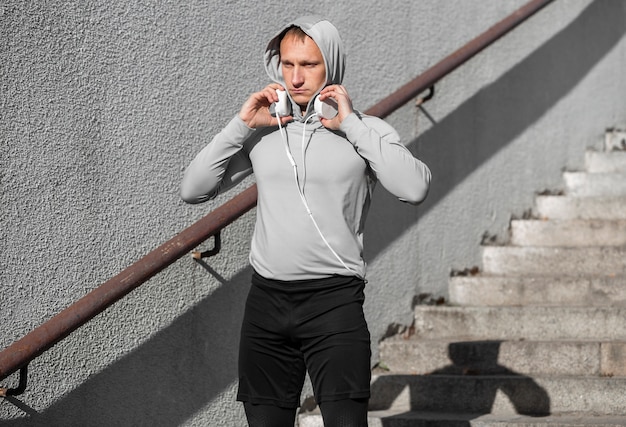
[
  {"xmin": 0, "ymin": 186, "xmax": 258, "ymax": 395},
  {"xmin": 0, "ymin": 0, "xmax": 554, "ymax": 396}
]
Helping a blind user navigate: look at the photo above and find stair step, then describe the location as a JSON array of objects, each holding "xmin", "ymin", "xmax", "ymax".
[
  {"xmin": 510, "ymin": 219, "xmax": 626, "ymax": 246},
  {"xmin": 355, "ymin": 147, "xmax": 626, "ymax": 427},
  {"xmin": 299, "ymin": 411, "xmax": 626, "ymax": 427},
  {"xmin": 448, "ymin": 275, "xmax": 626, "ymax": 307},
  {"xmin": 482, "ymin": 246, "xmax": 626, "ymax": 276},
  {"xmin": 563, "ymin": 172, "xmax": 626, "ymax": 197},
  {"xmin": 378, "ymin": 339, "xmax": 626, "ymax": 377},
  {"xmin": 413, "ymin": 306, "xmax": 626, "ymax": 341},
  {"xmin": 367, "ymin": 374, "xmax": 626, "ymax": 416},
  {"xmin": 586, "ymin": 150, "xmax": 626, "ymax": 173},
  {"xmin": 535, "ymin": 196, "xmax": 626, "ymax": 220}
]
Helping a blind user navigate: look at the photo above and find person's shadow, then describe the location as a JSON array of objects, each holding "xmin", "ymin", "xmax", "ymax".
[{"xmin": 370, "ymin": 340, "xmax": 551, "ymax": 425}]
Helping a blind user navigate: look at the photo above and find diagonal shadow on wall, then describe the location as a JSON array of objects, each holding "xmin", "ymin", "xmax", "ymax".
[
  {"xmin": 2, "ymin": 1, "xmax": 625, "ymax": 425},
  {"xmin": 365, "ymin": 0, "xmax": 626, "ymax": 258},
  {"xmin": 1, "ymin": 265, "xmax": 254, "ymax": 426}
]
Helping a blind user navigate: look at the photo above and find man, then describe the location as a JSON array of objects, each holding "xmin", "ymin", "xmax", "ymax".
[{"xmin": 181, "ymin": 16, "xmax": 431, "ymax": 427}]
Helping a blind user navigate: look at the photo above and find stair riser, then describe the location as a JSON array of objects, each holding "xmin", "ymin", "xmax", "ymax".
[
  {"xmin": 301, "ymin": 413, "xmax": 626, "ymax": 427},
  {"xmin": 564, "ymin": 172, "xmax": 626, "ymax": 197},
  {"xmin": 369, "ymin": 375, "xmax": 626, "ymax": 416},
  {"xmin": 510, "ymin": 220, "xmax": 626, "ymax": 247},
  {"xmin": 586, "ymin": 151, "xmax": 626, "ymax": 173},
  {"xmin": 470, "ymin": 420, "xmax": 626, "ymax": 427},
  {"xmin": 413, "ymin": 306, "xmax": 626, "ymax": 341},
  {"xmin": 379, "ymin": 340, "xmax": 626, "ymax": 377},
  {"xmin": 482, "ymin": 246, "xmax": 626, "ymax": 276},
  {"xmin": 448, "ymin": 276, "xmax": 626, "ymax": 307},
  {"xmin": 534, "ymin": 196, "xmax": 626, "ymax": 220}
]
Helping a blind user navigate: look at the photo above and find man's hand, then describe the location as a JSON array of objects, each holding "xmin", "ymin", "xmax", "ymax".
[
  {"xmin": 317, "ymin": 84, "xmax": 354, "ymax": 130},
  {"xmin": 239, "ymin": 84, "xmax": 292, "ymax": 129}
]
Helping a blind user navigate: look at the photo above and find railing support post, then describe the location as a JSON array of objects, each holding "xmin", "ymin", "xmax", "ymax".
[
  {"xmin": 0, "ymin": 365, "xmax": 28, "ymax": 397},
  {"xmin": 191, "ymin": 231, "xmax": 222, "ymax": 259}
]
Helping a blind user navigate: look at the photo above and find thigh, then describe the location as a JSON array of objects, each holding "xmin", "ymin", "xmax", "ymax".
[
  {"xmin": 302, "ymin": 299, "xmax": 371, "ymax": 404},
  {"xmin": 237, "ymin": 285, "xmax": 306, "ymax": 408}
]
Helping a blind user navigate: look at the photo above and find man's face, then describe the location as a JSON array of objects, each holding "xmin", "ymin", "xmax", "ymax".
[{"xmin": 279, "ymin": 33, "xmax": 326, "ymax": 111}]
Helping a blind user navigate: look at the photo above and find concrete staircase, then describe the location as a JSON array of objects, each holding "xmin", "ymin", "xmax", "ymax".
[{"xmin": 299, "ymin": 146, "xmax": 626, "ymax": 426}]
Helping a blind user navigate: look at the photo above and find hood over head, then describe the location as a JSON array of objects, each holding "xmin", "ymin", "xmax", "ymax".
[{"xmin": 264, "ymin": 16, "xmax": 346, "ymax": 111}]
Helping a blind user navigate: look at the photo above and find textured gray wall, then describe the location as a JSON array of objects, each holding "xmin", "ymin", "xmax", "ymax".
[{"xmin": 1, "ymin": 1, "xmax": 625, "ymax": 425}]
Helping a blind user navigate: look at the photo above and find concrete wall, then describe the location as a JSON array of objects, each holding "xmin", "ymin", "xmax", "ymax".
[{"xmin": 1, "ymin": 1, "xmax": 625, "ymax": 425}]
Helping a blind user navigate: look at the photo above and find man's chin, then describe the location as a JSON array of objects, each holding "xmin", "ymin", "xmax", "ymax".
[{"xmin": 290, "ymin": 94, "xmax": 312, "ymax": 108}]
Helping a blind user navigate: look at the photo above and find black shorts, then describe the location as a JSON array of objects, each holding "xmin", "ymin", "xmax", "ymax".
[{"xmin": 236, "ymin": 272, "xmax": 371, "ymax": 408}]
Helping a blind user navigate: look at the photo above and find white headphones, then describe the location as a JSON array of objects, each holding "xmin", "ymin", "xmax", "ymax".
[
  {"xmin": 274, "ymin": 89, "xmax": 338, "ymax": 119},
  {"xmin": 314, "ymin": 95, "xmax": 338, "ymax": 119}
]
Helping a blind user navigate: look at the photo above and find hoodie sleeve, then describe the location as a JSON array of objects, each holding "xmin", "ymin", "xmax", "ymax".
[
  {"xmin": 180, "ymin": 115, "xmax": 255, "ymax": 204},
  {"xmin": 339, "ymin": 112, "xmax": 431, "ymax": 205}
]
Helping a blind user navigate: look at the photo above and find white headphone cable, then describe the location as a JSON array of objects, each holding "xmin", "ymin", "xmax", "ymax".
[{"xmin": 277, "ymin": 114, "xmax": 361, "ymax": 279}]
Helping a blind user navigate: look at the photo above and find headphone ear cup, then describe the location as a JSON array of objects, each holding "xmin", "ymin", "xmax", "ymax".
[
  {"xmin": 314, "ymin": 96, "xmax": 338, "ymax": 119},
  {"xmin": 274, "ymin": 89, "xmax": 291, "ymax": 117}
]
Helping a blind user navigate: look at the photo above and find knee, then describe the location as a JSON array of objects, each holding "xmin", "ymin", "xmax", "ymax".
[{"xmin": 319, "ymin": 398, "xmax": 369, "ymax": 427}]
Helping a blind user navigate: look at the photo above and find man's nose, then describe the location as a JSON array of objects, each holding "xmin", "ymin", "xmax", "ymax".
[{"xmin": 291, "ymin": 67, "xmax": 304, "ymax": 86}]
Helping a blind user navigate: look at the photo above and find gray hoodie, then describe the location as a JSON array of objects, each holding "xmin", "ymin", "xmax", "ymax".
[{"xmin": 181, "ymin": 17, "xmax": 431, "ymax": 281}]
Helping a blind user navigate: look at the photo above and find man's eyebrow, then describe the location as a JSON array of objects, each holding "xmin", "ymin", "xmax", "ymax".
[{"xmin": 280, "ymin": 58, "xmax": 321, "ymax": 65}]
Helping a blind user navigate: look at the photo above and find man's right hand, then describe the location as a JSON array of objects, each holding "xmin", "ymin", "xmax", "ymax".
[{"xmin": 239, "ymin": 84, "xmax": 292, "ymax": 128}]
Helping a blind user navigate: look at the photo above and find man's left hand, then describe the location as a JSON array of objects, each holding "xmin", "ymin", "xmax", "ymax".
[{"xmin": 318, "ymin": 84, "xmax": 353, "ymax": 130}]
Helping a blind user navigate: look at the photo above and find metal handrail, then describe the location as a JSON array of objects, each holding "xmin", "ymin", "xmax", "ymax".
[
  {"xmin": 0, "ymin": 0, "xmax": 554, "ymax": 394},
  {"xmin": 0, "ymin": 186, "xmax": 258, "ymax": 394}
]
